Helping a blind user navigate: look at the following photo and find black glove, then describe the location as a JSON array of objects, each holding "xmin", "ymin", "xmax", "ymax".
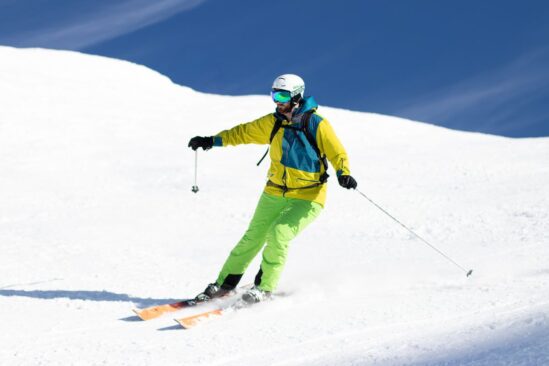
[
  {"xmin": 338, "ymin": 175, "xmax": 357, "ymax": 189},
  {"xmin": 188, "ymin": 136, "xmax": 214, "ymax": 151}
]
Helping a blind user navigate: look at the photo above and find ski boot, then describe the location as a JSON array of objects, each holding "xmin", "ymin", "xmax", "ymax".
[
  {"xmin": 241, "ymin": 286, "xmax": 272, "ymax": 304},
  {"xmin": 194, "ymin": 282, "xmax": 232, "ymax": 303}
]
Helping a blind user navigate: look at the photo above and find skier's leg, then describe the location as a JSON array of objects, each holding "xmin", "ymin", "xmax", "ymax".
[
  {"xmin": 255, "ymin": 197, "xmax": 322, "ymax": 292},
  {"xmin": 216, "ymin": 193, "xmax": 286, "ymax": 289}
]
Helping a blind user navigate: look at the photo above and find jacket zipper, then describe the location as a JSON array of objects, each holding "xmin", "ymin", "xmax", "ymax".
[
  {"xmin": 282, "ymin": 130, "xmax": 289, "ymax": 196},
  {"xmin": 281, "ymin": 169, "xmax": 288, "ymax": 196}
]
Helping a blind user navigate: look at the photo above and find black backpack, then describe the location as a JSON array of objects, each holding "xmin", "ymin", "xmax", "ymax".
[{"xmin": 257, "ymin": 111, "xmax": 329, "ymax": 184}]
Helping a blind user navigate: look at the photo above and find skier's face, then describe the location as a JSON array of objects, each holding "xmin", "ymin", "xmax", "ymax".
[{"xmin": 276, "ymin": 101, "xmax": 293, "ymax": 114}]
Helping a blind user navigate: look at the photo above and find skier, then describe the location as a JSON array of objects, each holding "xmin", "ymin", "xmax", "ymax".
[{"xmin": 188, "ymin": 74, "xmax": 357, "ymax": 304}]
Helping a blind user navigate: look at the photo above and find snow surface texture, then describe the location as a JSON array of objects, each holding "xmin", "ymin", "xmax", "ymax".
[{"xmin": 1, "ymin": 46, "xmax": 548, "ymax": 366}]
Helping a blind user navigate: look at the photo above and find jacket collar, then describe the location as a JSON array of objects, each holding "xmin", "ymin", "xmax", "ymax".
[{"xmin": 294, "ymin": 96, "xmax": 318, "ymax": 115}]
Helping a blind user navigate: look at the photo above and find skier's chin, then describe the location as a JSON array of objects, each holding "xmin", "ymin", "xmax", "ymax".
[{"xmin": 276, "ymin": 103, "xmax": 292, "ymax": 114}]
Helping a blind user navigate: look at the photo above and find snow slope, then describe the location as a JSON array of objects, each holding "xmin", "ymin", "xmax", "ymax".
[{"xmin": 1, "ymin": 46, "xmax": 548, "ymax": 366}]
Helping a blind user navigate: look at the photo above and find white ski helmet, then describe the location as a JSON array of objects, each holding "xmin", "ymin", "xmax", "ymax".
[{"xmin": 272, "ymin": 74, "xmax": 305, "ymax": 100}]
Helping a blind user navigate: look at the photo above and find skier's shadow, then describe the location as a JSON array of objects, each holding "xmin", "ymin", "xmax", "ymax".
[
  {"xmin": 0, "ymin": 288, "xmax": 195, "ymax": 325},
  {"xmin": 0, "ymin": 288, "xmax": 179, "ymax": 310}
]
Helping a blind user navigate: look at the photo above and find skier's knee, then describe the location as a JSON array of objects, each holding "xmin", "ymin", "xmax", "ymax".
[{"xmin": 267, "ymin": 224, "xmax": 292, "ymax": 245}]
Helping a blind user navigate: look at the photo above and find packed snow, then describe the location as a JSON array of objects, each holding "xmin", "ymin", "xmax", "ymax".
[{"xmin": 1, "ymin": 46, "xmax": 548, "ymax": 365}]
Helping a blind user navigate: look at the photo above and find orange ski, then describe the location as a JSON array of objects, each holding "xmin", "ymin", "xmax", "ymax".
[
  {"xmin": 133, "ymin": 300, "xmax": 196, "ymax": 321},
  {"xmin": 175, "ymin": 309, "xmax": 224, "ymax": 329},
  {"xmin": 133, "ymin": 284, "xmax": 253, "ymax": 321}
]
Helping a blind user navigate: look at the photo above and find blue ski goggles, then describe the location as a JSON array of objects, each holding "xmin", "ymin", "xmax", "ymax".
[{"xmin": 271, "ymin": 89, "xmax": 292, "ymax": 104}]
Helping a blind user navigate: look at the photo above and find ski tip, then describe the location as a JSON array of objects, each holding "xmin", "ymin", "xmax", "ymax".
[
  {"xmin": 174, "ymin": 309, "xmax": 223, "ymax": 329},
  {"xmin": 175, "ymin": 318, "xmax": 194, "ymax": 329},
  {"xmin": 175, "ymin": 316, "xmax": 203, "ymax": 329},
  {"xmin": 466, "ymin": 269, "xmax": 473, "ymax": 277},
  {"xmin": 132, "ymin": 309, "xmax": 147, "ymax": 321},
  {"xmin": 132, "ymin": 307, "xmax": 166, "ymax": 321}
]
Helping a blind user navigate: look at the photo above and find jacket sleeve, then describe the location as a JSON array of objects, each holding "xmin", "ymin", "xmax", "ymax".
[
  {"xmin": 214, "ymin": 114, "xmax": 274, "ymax": 147},
  {"xmin": 316, "ymin": 119, "xmax": 351, "ymax": 177}
]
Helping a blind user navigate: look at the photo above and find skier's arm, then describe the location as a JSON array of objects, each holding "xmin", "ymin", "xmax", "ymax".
[
  {"xmin": 316, "ymin": 119, "xmax": 351, "ymax": 177},
  {"xmin": 213, "ymin": 114, "xmax": 274, "ymax": 147}
]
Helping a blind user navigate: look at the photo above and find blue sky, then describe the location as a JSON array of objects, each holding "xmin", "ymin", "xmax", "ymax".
[{"xmin": 1, "ymin": 0, "xmax": 548, "ymax": 137}]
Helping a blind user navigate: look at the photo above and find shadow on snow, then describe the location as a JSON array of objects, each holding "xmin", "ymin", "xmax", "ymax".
[{"xmin": 0, "ymin": 288, "xmax": 181, "ymax": 309}]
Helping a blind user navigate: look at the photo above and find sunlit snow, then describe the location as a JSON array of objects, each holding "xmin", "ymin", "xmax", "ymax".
[{"xmin": 1, "ymin": 46, "xmax": 548, "ymax": 365}]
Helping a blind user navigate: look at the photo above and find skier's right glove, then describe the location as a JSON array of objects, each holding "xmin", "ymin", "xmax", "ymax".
[
  {"xmin": 188, "ymin": 136, "xmax": 214, "ymax": 151},
  {"xmin": 338, "ymin": 175, "xmax": 358, "ymax": 190}
]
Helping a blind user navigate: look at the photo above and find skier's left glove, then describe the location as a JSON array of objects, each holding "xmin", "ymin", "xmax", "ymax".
[
  {"xmin": 338, "ymin": 175, "xmax": 357, "ymax": 189},
  {"xmin": 188, "ymin": 136, "xmax": 214, "ymax": 151}
]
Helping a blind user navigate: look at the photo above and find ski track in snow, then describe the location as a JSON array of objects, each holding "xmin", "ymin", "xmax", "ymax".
[{"xmin": 1, "ymin": 46, "xmax": 549, "ymax": 365}]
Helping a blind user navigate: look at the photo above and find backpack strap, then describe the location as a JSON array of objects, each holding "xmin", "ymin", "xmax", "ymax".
[
  {"xmin": 256, "ymin": 115, "xmax": 284, "ymax": 166},
  {"xmin": 300, "ymin": 111, "xmax": 329, "ymax": 183}
]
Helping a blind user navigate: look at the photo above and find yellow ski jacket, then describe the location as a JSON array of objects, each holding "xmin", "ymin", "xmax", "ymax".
[{"xmin": 213, "ymin": 96, "xmax": 351, "ymax": 206}]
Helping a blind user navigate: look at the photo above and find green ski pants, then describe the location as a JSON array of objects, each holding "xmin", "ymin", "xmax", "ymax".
[{"xmin": 216, "ymin": 192, "xmax": 323, "ymax": 292}]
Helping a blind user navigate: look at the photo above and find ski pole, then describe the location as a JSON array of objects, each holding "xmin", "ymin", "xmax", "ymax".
[
  {"xmin": 192, "ymin": 150, "xmax": 199, "ymax": 193},
  {"xmin": 355, "ymin": 188, "xmax": 473, "ymax": 277}
]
